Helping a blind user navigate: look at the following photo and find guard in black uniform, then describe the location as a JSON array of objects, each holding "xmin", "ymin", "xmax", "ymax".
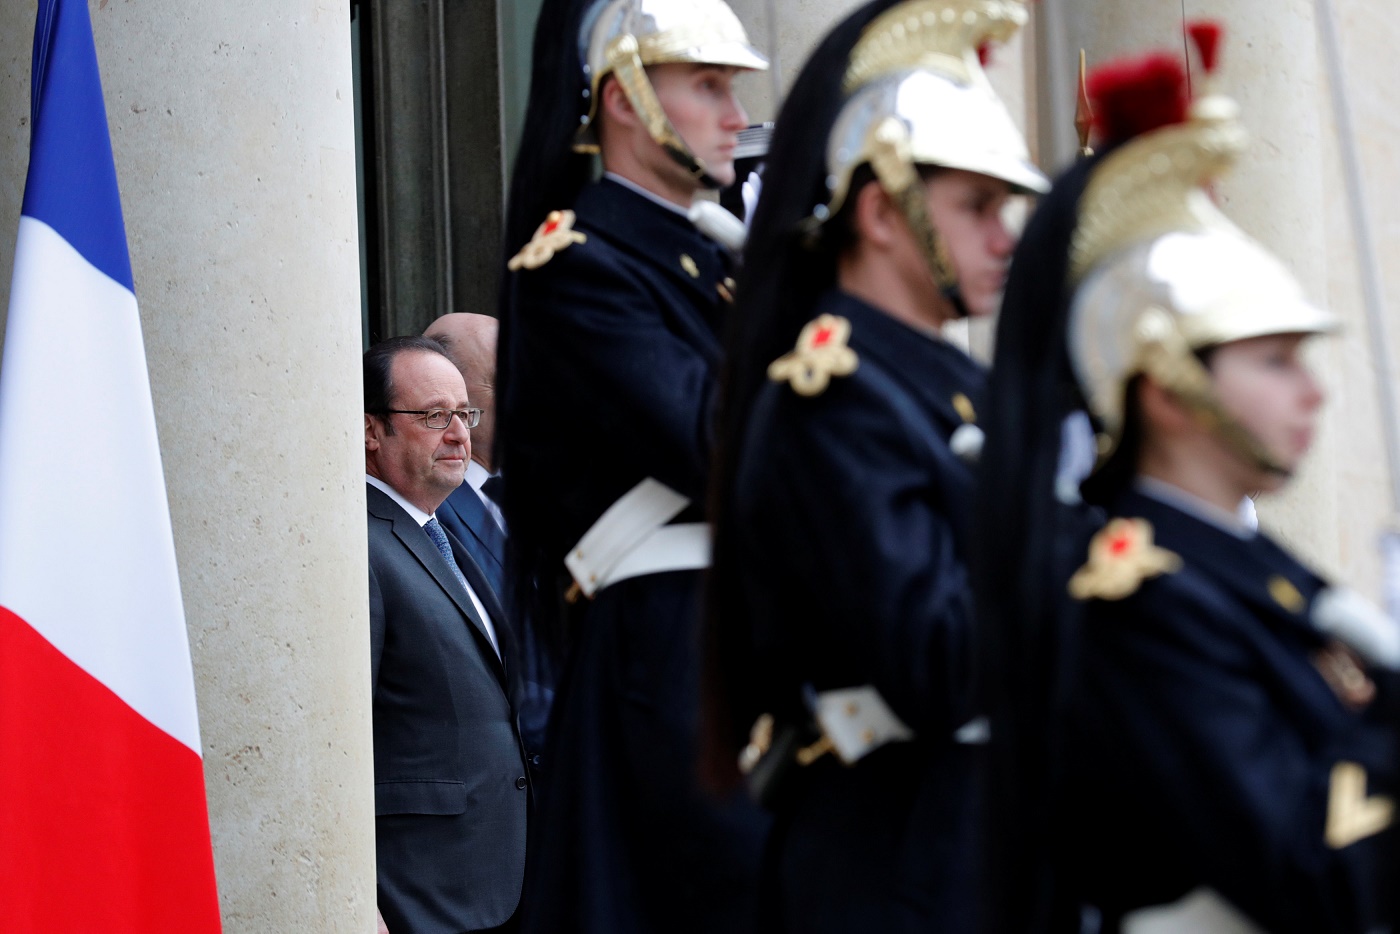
[
  {"xmin": 703, "ymin": 3, "xmax": 1047, "ymax": 932},
  {"xmin": 496, "ymin": 2, "xmax": 769, "ymax": 932},
  {"xmin": 973, "ymin": 26, "xmax": 1400, "ymax": 934}
]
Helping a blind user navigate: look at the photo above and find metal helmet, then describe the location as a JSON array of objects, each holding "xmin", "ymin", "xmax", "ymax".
[
  {"xmin": 812, "ymin": 0, "xmax": 1049, "ymax": 300},
  {"xmin": 574, "ymin": 0, "xmax": 769, "ymax": 187},
  {"xmin": 1067, "ymin": 48, "xmax": 1337, "ymax": 475}
]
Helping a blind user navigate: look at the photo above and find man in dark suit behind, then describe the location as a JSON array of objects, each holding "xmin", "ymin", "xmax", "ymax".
[
  {"xmin": 425, "ymin": 313, "xmax": 555, "ymax": 757},
  {"xmin": 423, "ymin": 314, "xmax": 506, "ymax": 598},
  {"xmin": 364, "ymin": 336, "xmax": 528, "ymax": 934}
]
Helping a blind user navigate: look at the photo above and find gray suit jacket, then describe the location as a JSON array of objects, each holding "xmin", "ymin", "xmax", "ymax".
[{"xmin": 367, "ymin": 483, "xmax": 528, "ymax": 933}]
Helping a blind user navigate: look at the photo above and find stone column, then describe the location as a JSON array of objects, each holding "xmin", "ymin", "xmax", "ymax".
[
  {"xmin": 1315, "ymin": 0, "xmax": 1400, "ymax": 597},
  {"xmin": 725, "ymin": 0, "xmax": 857, "ymax": 124},
  {"xmin": 0, "ymin": 1, "xmax": 376, "ymax": 931},
  {"xmin": 1049, "ymin": 0, "xmax": 1329, "ymax": 295},
  {"xmin": 1049, "ymin": 0, "xmax": 1368, "ymax": 582}
]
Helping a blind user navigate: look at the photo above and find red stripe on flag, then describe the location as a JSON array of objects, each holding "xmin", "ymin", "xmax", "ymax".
[{"xmin": 0, "ymin": 606, "xmax": 221, "ymax": 932}]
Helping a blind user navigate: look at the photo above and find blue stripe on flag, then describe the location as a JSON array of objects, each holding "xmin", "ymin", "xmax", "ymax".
[{"xmin": 21, "ymin": 0, "xmax": 133, "ymax": 292}]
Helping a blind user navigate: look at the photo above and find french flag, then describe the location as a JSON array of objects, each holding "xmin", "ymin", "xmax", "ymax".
[{"xmin": 0, "ymin": 0, "xmax": 222, "ymax": 929}]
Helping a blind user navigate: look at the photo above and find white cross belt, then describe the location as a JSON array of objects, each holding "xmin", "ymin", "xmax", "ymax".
[{"xmin": 565, "ymin": 478, "xmax": 711, "ymax": 601}]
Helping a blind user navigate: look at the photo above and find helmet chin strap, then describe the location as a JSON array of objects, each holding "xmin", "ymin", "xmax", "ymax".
[
  {"xmin": 1174, "ymin": 379, "xmax": 1293, "ymax": 479},
  {"xmin": 606, "ymin": 35, "xmax": 724, "ymax": 190},
  {"xmin": 661, "ymin": 143, "xmax": 722, "ymax": 190},
  {"xmin": 867, "ymin": 117, "xmax": 965, "ymax": 317},
  {"xmin": 1134, "ymin": 307, "xmax": 1293, "ymax": 478},
  {"xmin": 942, "ymin": 285, "xmax": 971, "ymax": 320}
]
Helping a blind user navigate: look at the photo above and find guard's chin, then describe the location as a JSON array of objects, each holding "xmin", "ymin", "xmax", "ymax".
[
  {"xmin": 982, "ymin": 290, "xmax": 1006, "ymax": 318},
  {"xmin": 705, "ymin": 162, "xmax": 736, "ymax": 190},
  {"xmin": 962, "ymin": 288, "xmax": 1002, "ymax": 319},
  {"xmin": 1252, "ymin": 469, "xmax": 1290, "ymax": 495}
]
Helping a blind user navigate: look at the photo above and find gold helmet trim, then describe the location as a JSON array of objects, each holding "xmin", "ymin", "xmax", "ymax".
[
  {"xmin": 1068, "ymin": 74, "xmax": 1338, "ymax": 475},
  {"xmin": 810, "ymin": 0, "xmax": 1047, "ymax": 299},
  {"xmin": 843, "ymin": 0, "xmax": 1028, "ymax": 92},
  {"xmin": 1069, "ymin": 89, "xmax": 1245, "ymax": 284}
]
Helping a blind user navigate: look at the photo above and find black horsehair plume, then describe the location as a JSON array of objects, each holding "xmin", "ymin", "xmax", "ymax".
[
  {"xmin": 972, "ymin": 29, "xmax": 1224, "ymax": 929},
  {"xmin": 701, "ymin": 0, "xmax": 903, "ymax": 792},
  {"xmin": 495, "ymin": 0, "xmax": 596, "ymax": 662}
]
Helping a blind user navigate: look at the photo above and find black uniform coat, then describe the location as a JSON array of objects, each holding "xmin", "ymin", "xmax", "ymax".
[
  {"xmin": 506, "ymin": 178, "xmax": 767, "ymax": 934},
  {"xmin": 367, "ymin": 483, "xmax": 531, "ymax": 934},
  {"xmin": 1060, "ymin": 487, "xmax": 1397, "ymax": 933},
  {"xmin": 730, "ymin": 289, "xmax": 985, "ymax": 934}
]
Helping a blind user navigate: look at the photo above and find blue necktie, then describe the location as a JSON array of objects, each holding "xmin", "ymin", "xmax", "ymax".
[{"xmin": 423, "ymin": 517, "xmax": 470, "ymax": 596}]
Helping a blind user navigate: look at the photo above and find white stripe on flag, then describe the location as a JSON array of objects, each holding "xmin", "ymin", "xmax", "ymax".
[{"xmin": 0, "ymin": 216, "xmax": 201, "ymax": 755}]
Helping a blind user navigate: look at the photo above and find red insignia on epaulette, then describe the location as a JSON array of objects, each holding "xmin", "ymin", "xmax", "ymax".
[
  {"xmin": 1068, "ymin": 517, "xmax": 1181, "ymax": 601},
  {"xmin": 767, "ymin": 314, "xmax": 859, "ymax": 397},
  {"xmin": 507, "ymin": 210, "xmax": 587, "ymax": 271}
]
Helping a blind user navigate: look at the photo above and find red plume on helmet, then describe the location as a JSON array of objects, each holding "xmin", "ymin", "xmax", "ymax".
[
  {"xmin": 1083, "ymin": 20, "xmax": 1226, "ymax": 151},
  {"xmin": 1188, "ymin": 20, "xmax": 1223, "ymax": 74},
  {"xmin": 1085, "ymin": 53, "xmax": 1188, "ymax": 149}
]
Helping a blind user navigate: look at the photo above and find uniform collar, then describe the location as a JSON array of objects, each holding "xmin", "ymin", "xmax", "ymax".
[
  {"xmin": 1133, "ymin": 476, "xmax": 1256, "ymax": 539},
  {"xmin": 602, "ymin": 171, "xmax": 692, "ymax": 219},
  {"xmin": 574, "ymin": 178, "xmax": 726, "ymax": 306},
  {"xmin": 1114, "ymin": 486, "xmax": 1326, "ymax": 629}
]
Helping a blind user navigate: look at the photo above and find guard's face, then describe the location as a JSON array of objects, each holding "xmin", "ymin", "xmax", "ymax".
[
  {"xmin": 924, "ymin": 170, "xmax": 1021, "ymax": 318},
  {"xmin": 1210, "ymin": 333, "xmax": 1324, "ymax": 487},
  {"xmin": 650, "ymin": 62, "xmax": 749, "ymax": 189},
  {"xmin": 365, "ymin": 352, "xmax": 471, "ymax": 513}
]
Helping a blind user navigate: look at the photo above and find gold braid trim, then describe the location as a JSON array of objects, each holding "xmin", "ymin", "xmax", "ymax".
[
  {"xmin": 1070, "ymin": 90, "xmax": 1245, "ymax": 283},
  {"xmin": 843, "ymin": 0, "xmax": 1028, "ymax": 93}
]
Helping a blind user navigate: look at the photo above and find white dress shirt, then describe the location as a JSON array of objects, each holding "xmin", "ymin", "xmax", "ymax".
[
  {"xmin": 466, "ymin": 459, "xmax": 506, "ymax": 533},
  {"xmin": 367, "ymin": 474, "xmax": 501, "ymax": 658}
]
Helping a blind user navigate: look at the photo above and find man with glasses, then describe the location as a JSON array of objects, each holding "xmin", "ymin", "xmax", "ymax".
[{"xmin": 363, "ymin": 335, "xmax": 528, "ymax": 934}]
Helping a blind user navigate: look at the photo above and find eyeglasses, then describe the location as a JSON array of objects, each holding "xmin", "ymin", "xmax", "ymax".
[{"xmin": 372, "ymin": 408, "xmax": 482, "ymax": 430}]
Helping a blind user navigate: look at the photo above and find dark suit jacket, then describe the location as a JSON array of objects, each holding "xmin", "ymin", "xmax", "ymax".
[
  {"xmin": 367, "ymin": 482, "xmax": 528, "ymax": 934},
  {"xmin": 436, "ymin": 481, "xmax": 505, "ymax": 600}
]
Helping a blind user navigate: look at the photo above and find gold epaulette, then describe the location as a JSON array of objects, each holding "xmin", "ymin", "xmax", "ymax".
[
  {"xmin": 1068, "ymin": 517, "xmax": 1181, "ymax": 601},
  {"xmin": 507, "ymin": 210, "xmax": 587, "ymax": 271},
  {"xmin": 767, "ymin": 314, "xmax": 859, "ymax": 397}
]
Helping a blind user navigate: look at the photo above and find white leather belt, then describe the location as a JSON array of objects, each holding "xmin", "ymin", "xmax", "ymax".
[
  {"xmin": 799, "ymin": 685, "xmax": 916, "ymax": 766},
  {"xmin": 1312, "ymin": 585, "xmax": 1400, "ymax": 669},
  {"xmin": 795, "ymin": 689, "xmax": 983, "ymax": 767},
  {"xmin": 564, "ymin": 478, "xmax": 711, "ymax": 601},
  {"xmin": 1122, "ymin": 888, "xmax": 1263, "ymax": 933}
]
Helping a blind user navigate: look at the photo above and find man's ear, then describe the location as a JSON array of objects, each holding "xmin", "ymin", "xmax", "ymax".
[
  {"xmin": 1137, "ymin": 374, "xmax": 1196, "ymax": 437},
  {"xmin": 365, "ymin": 413, "xmax": 381, "ymax": 452},
  {"xmin": 599, "ymin": 76, "xmax": 638, "ymax": 132},
  {"xmin": 852, "ymin": 179, "xmax": 901, "ymax": 250}
]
